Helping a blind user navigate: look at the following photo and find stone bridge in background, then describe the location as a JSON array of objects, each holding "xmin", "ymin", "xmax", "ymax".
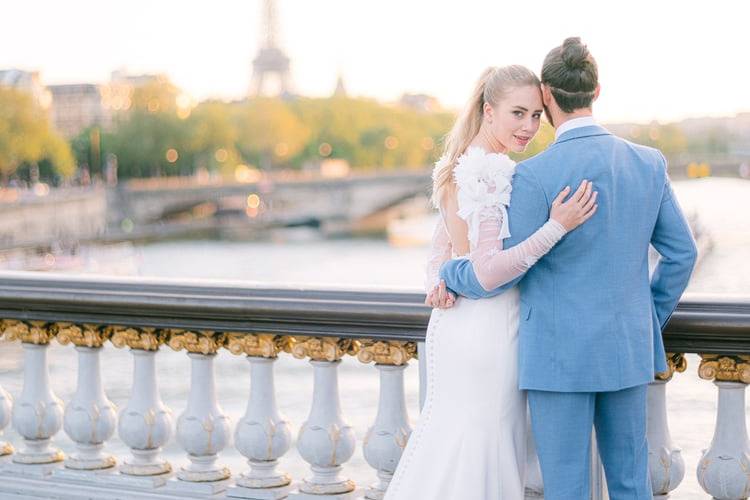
[
  {"xmin": 1, "ymin": 161, "xmax": 746, "ymax": 251},
  {"xmin": 106, "ymin": 169, "xmax": 433, "ymax": 239}
]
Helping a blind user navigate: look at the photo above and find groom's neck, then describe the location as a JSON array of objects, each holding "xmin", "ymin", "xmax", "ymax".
[{"xmin": 553, "ymin": 109, "xmax": 594, "ymax": 130}]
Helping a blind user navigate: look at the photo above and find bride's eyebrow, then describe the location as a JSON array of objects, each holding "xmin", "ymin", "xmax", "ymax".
[{"xmin": 511, "ymin": 105, "xmax": 543, "ymax": 113}]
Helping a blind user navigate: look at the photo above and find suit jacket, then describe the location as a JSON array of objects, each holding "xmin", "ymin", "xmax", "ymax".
[{"xmin": 440, "ymin": 125, "xmax": 698, "ymax": 392}]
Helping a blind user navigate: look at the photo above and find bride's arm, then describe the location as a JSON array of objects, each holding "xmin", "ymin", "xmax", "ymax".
[
  {"xmin": 424, "ymin": 218, "xmax": 452, "ymax": 293},
  {"xmin": 441, "ymin": 177, "xmax": 596, "ymax": 297},
  {"xmin": 424, "ymin": 188, "xmax": 469, "ymax": 305},
  {"xmin": 470, "ymin": 180, "xmax": 596, "ymax": 291},
  {"xmin": 468, "ymin": 206, "xmax": 567, "ymax": 291}
]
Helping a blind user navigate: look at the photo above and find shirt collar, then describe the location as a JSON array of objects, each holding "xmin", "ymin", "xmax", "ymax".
[{"xmin": 555, "ymin": 116, "xmax": 597, "ymax": 139}]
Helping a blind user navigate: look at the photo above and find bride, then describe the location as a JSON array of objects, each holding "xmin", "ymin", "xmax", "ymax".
[{"xmin": 384, "ymin": 66, "xmax": 597, "ymax": 499}]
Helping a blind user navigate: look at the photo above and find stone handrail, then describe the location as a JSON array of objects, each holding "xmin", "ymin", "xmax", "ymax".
[{"xmin": 0, "ymin": 271, "xmax": 748, "ymax": 499}]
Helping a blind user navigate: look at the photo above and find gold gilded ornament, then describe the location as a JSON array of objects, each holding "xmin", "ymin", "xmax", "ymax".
[
  {"xmin": 655, "ymin": 352, "xmax": 687, "ymax": 381},
  {"xmin": 698, "ymin": 354, "xmax": 750, "ymax": 384},
  {"xmin": 225, "ymin": 333, "xmax": 293, "ymax": 358},
  {"xmin": 53, "ymin": 323, "xmax": 110, "ymax": 348},
  {"xmin": 291, "ymin": 336, "xmax": 360, "ymax": 362},
  {"xmin": 357, "ymin": 340, "xmax": 417, "ymax": 366},
  {"xmin": 165, "ymin": 329, "xmax": 226, "ymax": 354},
  {"xmin": 0, "ymin": 319, "xmax": 53, "ymax": 344},
  {"xmin": 108, "ymin": 326, "xmax": 163, "ymax": 351}
]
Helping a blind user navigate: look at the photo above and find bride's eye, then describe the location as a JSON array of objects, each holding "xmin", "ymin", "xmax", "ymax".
[
  {"xmin": 532, "ymin": 112, "xmax": 542, "ymax": 119},
  {"xmin": 512, "ymin": 110, "xmax": 523, "ymax": 118}
]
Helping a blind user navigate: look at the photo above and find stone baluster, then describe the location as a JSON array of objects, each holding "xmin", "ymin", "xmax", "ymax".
[
  {"xmin": 0, "ymin": 383, "xmax": 12, "ymax": 456},
  {"xmin": 696, "ymin": 354, "xmax": 750, "ymax": 499},
  {"xmin": 356, "ymin": 340, "xmax": 414, "ymax": 500},
  {"xmin": 289, "ymin": 337, "xmax": 358, "ymax": 499},
  {"xmin": 0, "ymin": 324, "xmax": 13, "ymax": 457},
  {"xmin": 54, "ymin": 323, "xmax": 117, "ymax": 471},
  {"xmin": 165, "ymin": 330, "xmax": 231, "ymax": 495},
  {"xmin": 3, "ymin": 320, "xmax": 64, "ymax": 470},
  {"xmin": 226, "ymin": 333, "xmax": 294, "ymax": 500},
  {"xmin": 110, "ymin": 327, "xmax": 173, "ymax": 484},
  {"xmin": 647, "ymin": 353, "xmax": 687, "ymax": 499}
]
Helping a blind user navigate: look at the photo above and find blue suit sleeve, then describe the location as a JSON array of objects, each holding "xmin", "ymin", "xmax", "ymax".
[
  {"xmin": 650, "ymin": 157, "xmax": 698, "ymax": 329},
  {"xmin": 439, "ymin": 164, "xmax": 550, "ymax": 298}
]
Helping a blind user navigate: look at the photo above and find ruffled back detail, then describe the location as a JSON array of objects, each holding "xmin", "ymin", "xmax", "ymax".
[{"xmin": 453, "ymin": 147, "xmax": 516, "ymax": 249}]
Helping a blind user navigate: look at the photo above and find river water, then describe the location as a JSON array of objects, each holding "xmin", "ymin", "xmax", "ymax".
[{"xmin": 0, "ymin": 178, "xmax": 748, "ymax": 498}]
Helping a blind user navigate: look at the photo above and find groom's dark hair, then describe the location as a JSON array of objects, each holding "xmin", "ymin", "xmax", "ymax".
[{"xmin": 541, "ymin": 37, "xmax": 598, "ymax": 113}]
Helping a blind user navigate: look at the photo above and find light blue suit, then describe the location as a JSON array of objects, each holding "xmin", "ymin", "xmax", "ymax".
[{"xmin": 440, "ymin": 125, "xmax": 697, "ymax": 499}]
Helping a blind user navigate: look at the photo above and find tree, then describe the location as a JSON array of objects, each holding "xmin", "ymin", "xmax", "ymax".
[
  {"xmin": 186, "ymin": 101, "xmax": 239, "ymax": 176},
  {"xmin": 235, "ymin": 98, "xmax": 310, "ymax": 169},
  {"xmin": 0, "ymin": 87, "xmax": 75, "ymax": 184},
  {"xmin": 108, "ymin": 109, "xmax": 190, "ymax": 178}
]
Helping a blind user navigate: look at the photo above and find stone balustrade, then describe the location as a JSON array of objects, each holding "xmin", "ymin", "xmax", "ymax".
[
  {"xmin": 0, "ymin": 272, "xmax": 747, "ymax": 499},
  {"xmin": 0, "ymin": 321, "xmax": 419, "ymax": 500}
]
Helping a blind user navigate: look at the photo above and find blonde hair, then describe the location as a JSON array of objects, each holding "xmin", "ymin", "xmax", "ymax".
[{"xmin": 431, "ymin": 65, "xmax": 540, "ymax": 207}]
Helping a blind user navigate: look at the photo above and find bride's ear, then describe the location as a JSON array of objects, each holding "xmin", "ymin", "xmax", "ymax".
[{"xmin": 483, "ymin": 102, "xmax": 494, "ymax": 123}]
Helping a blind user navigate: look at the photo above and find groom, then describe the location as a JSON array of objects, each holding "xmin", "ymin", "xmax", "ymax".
[{"xmin": 439, "ymin": 38, "xmax": 697, "ymax": 499}]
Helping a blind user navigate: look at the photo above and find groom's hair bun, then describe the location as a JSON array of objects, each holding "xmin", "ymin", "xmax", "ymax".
[
  {"xmin": 561, "ymin": 37, "xmax": 590, "ymax": 70},
  {"xmin": 541, "ymin": 37, "xmax": 598, "ymax": 113}
]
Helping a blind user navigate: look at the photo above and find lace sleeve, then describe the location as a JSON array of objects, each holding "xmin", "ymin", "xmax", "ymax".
[
  {"xmin": 468, "ymin": 206, "xmax": 566, "ymax": 291},
  {"xmin": 424, "ymin": 217, "xmax": 453, "ymax": 293},
  {"xmin": 452, "ymin": 147, "xmax": 567, "ymax": 292}
]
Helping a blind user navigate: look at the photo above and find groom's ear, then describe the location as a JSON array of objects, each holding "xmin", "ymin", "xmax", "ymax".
[
  {"xmin": 593, "ymin": 85, "xmax": 601, "ymax": 102},
  {"xmin": 541, "ymin": 84, "xmax": 553, "ymax": 106}
]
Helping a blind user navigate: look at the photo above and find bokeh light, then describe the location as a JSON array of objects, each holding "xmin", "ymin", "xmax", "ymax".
[
  {"xmin": 246, "ymin": 193, "xmax": 261, "ymax": 209},
  {"xmin": 215, "ymin": 148, "xmax": 229, "ymax": 162}
]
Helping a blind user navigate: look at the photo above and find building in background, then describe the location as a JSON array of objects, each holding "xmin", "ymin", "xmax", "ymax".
[
  {"xmin": 0, "ymin": 69, "xmax": 52, "ymax": 110},
  {"xmin": 48, "ymin": 84, "xmax": 112, "ymax": 138},
  {"xmin": 47, "ymin": 71, "xmax": 164, "ymax": 138}
]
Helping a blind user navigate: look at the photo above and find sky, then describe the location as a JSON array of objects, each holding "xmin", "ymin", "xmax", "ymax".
[{"xmin": 3, "ymin": 0, "xmax": 750, "ymax": 123}]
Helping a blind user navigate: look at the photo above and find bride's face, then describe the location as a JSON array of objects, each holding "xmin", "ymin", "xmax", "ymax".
[{"xmin": 486, "ymin": 84, "xmax": 543, "ymax": 153}]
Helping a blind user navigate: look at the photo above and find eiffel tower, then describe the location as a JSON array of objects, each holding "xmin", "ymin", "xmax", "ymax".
[{"xmin": 249, "ymin": 0, "xmax": 291, "ymax": 97}]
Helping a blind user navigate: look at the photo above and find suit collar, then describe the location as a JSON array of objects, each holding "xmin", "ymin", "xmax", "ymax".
[{"xmin": 553, "ymin": 124, "xmax": 611, "ymax": 145}]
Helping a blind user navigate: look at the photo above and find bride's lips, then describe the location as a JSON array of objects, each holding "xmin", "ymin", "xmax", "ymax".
[{"xmin": 513, "ymin": 134, "xmax": 531, "ymax": 145}]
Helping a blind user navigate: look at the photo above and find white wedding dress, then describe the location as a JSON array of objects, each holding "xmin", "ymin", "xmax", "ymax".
[{"xmin": 384, "ymin": 148, "xmax": 567, "ymax": 500}]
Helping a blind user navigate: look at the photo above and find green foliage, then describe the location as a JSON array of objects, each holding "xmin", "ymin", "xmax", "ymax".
[
  {"xmin": 107, "ymin": 109, "xmax": 191, "ymax": 177},
  {"xmin": 625, "ymin": 123, "xmax": 689, "ymax": 158},
  {"xmin": 235, "ymin": 98, "xmax": 310, "ymax": 169},
  {"xmin": 0, "ymin": 87, "xmax": 76, "ymax": 183},
  {"xmin": 103, "ymin": 88, "xmax": 455, "ymax": 178},
  {"xmin": 288, "ymin": 96, "xmax": 453, "ymax": 170}
]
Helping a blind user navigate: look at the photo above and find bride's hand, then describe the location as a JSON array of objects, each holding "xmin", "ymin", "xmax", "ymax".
[
  {"xmin": 425, "ymin": 280, "xmax": 456, "ymax": 309},
  {"xmin": 550, "ymin": 180, "xmax": 598, "ymax": 231}
]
